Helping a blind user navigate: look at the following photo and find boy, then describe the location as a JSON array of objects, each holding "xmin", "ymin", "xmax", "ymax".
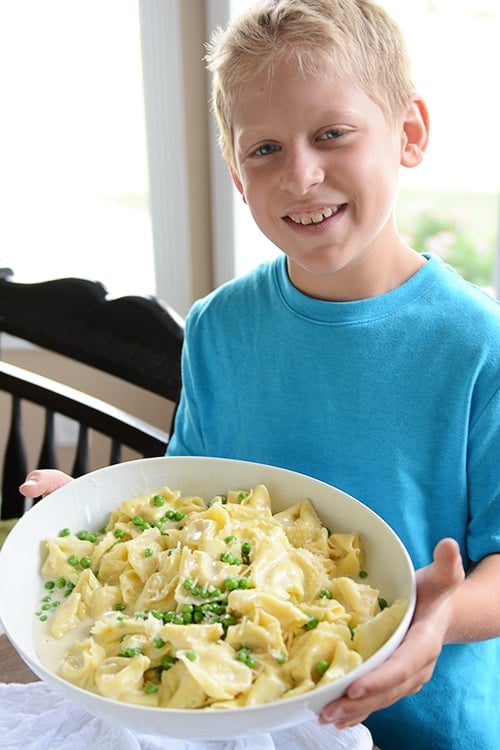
[{"xmin": 22, "ymin": 1, "xmax": 500, "ymax": 748}]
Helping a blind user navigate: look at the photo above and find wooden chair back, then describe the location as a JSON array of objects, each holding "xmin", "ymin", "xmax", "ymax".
[{"xmin": 0, "ymin": 269, "xmax": 184, "ymax": 519}]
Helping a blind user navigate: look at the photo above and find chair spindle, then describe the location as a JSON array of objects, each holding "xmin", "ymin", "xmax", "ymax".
[{"xmin": 2, "ymin": 396, "xmax": 28, "ymax": 519}]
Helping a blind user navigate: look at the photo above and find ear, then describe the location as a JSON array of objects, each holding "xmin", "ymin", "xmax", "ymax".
[
  {"xmin": 225, "ymin": 154, "xmax": 247, "ymax": 204},
  {"xmin": 400, "ymin": 96, "xmax": 429, "ymax": 168}
]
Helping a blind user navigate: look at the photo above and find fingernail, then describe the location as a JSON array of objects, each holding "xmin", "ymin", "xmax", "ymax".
[
  {"xmin": 349, "ymin": 686, "xmax": 367, "ymax": 699},
  {"xmin": 323, "ymin": 708, "xmax": 345, "ymax": 724}
]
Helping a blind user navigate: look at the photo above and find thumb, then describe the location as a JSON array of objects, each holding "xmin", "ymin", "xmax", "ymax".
[
  {"xmin": 430, "ymin": 538, "xmax": 465, "ymax": 590},
  {"xmin": 19, "ymin": 469, "xmax": 73, "ymax": 499},
  {"xmin": 414, "ymin": 538, "xmax": 465, "ymax": 620}
]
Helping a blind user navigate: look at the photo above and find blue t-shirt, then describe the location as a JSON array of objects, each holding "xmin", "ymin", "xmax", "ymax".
[{"xmin": 168, "ymin": 254, "xmax": 500, "ymax": 749}]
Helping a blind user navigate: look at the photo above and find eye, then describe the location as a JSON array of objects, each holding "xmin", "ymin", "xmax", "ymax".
[
  {"xmin": 319, "ymin": 128, "xmax": 344, "ymax": 141},
  {"xmin": 252, "ymin": 142, "xmax": 280, "ymax": 157}
]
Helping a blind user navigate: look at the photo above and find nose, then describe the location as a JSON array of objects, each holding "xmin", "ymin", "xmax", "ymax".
[{"xmin": 279, "ymin": 144, "xmax": 325, "ymax": 194}]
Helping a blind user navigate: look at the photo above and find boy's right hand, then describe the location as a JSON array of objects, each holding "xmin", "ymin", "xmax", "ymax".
[{"xmin": 19, "ymin": 469, "xmax": 73, "ymax": 498}]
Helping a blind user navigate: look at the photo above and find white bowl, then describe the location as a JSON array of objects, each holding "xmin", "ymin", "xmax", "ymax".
[{"xmin": 0, "ymin": 456, "xmax": 415, "ymax": 740}]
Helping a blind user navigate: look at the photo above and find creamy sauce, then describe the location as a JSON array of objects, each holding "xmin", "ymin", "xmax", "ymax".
[{"xmin": 33, "ymin": 598, "xmax": 93, "ymax": 676}]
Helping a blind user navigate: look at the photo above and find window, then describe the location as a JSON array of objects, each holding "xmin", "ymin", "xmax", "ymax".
[
  {"xmin": 0, "ymin": 0, "xmax": 154, "ymax": 297},
  {"xmin": 385, "ymin": 0, "xmax": 499, "ymax": 293},
  {"xmin": 211, "ymin": 1, "xmax": 499, "ymax": 294}
]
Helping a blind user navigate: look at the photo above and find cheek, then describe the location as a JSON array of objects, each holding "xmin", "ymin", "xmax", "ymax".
[
  {"xmin": 355, "ymin": 149, "xmax": 399, "ymax": 199},
  {"xmin": 240, "ymin": 180, "xmax": 268, "ymax": 214},
  {"xmin": 245, "ymin": 194, "xmax": 282, "ymax": 239}
]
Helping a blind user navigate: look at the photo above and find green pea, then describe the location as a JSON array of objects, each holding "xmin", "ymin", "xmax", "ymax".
[
  {"xmin": 80, "ymin": 556, "xmax": 92, "ymax": 569},
  {"xmin": 152, "ymin": 494, "xmax": 165, "ymax": 507},
  {"xmin": 76, "ymin": 530, "xmax": 94, "ymax": 541},
  {"xmin": 119, "ymin": 646, "xmax": 143, "ymax": 658},
  {"xmin": 235, "ymin": 647, "xmax": 255, "ymax": 668},
  {"xmin": 241, "ymin": 541, "xmax": 252, "ymax": 564},
  {"xmin": 144, "ymin": 682, "xmax": 159, "ymax": 693},
  {"xmin": 59, "ymin": 528, "xmax": 71, "ymax": 537},
  {"xmin": 185, "ymin": 650, "xmax": 197, "ymax": 662},
  {"xmin": 211, "ymin": 494, "xmax": 227, "ymax": 505},
  {"xmin": 315, "ymin": 659, "xmax": 329, "ymax": 676},
  {"xmin": 211, "ymin": 603, "xmax": 227, "ymax": 615},
  {"xmin": 305, "ymin": 616, "xmax": 319, "ymax": 630},
  {"xmin": 219, "ymin": 613, "xmax": 238, "ymax": 629},
  {"xmin": 161, "ymin": 655, "xmax": 176, "ymax": 670},
  {"xmin": 220, "ymin": 552, "xmax": 241, "ymax": 565},
  {"xmin": 67, "ymin": 554, "xmax": 79, "ymax": 566},
  {"xmin": 193, "ymin": 609, "xmax": 204, "ymax": 623}
]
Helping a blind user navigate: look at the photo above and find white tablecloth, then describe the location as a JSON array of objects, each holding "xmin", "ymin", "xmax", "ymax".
[{"xmin": 0, "ymin": 682, "xmax": 373, "ymax": 750}]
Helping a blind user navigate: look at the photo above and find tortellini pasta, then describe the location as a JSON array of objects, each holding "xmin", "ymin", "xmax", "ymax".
[{"xmin": 37, "ymin": 484, "xmax": 407, "ymax": 709}]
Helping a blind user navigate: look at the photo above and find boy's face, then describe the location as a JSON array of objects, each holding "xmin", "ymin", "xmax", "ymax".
[{"xmin": 229, "ymin": 60, "xmax": 425, "ymax": 300}]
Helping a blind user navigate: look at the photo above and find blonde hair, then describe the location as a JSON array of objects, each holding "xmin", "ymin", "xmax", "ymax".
[{"xmin": 206, "ymin": 0, "xmax": 415, "ymax": 169}]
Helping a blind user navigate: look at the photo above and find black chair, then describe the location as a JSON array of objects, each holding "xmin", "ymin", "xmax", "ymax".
[{"xmin": 0, "ymin": 269, "xmax": 184, "ymax": 520}]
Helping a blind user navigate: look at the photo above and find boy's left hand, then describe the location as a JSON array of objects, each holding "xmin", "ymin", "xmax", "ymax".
[{"xmin": 319, "ymin": 538, "xmax": 465, "ymax": 728}]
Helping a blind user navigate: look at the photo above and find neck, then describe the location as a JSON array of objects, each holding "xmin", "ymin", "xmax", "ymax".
[{"xmin": 287, "ymin": 245, "xmax": 426, "ymax": 302}]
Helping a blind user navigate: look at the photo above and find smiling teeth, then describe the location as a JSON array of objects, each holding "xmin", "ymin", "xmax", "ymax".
[{"xmin": 288, "ymin": 206, "xmax": 337, "ymax": 225}]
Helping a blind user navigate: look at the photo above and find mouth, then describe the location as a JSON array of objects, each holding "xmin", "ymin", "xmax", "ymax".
[{"xmin": 285, "ymin": 205, "xmax": 344, "ymax": 226}]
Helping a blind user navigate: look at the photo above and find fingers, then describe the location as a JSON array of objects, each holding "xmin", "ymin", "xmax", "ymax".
[
  {"xmin": 19, "ymin": 469, "xmax": 73, "ymax": 498},
  {"xmin": 320, "ymin": 623, "xmax": 438, "ymax": 728},
  {"xmin": 320, "ymin": 539, "xmax": 466, "ymax": 730}
]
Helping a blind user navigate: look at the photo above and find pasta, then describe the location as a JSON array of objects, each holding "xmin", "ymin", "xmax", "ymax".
[{"xmin": 36, "ymin": 484, "xmax": 407, "ymax": 709}]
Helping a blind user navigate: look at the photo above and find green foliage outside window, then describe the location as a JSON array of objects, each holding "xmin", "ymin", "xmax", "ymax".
[{"xmin": 398, "ymin": 190, "xmax": 497, "ymax": 288}]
